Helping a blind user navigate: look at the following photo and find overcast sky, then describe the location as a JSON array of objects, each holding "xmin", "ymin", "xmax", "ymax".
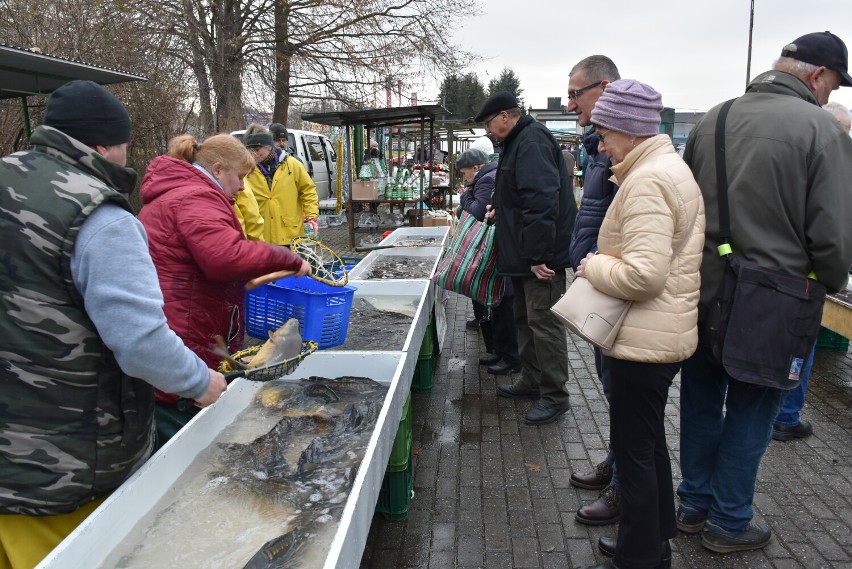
[{"xmin": 423, "ymin": 0, "xmax": 852, "ymax": 112}]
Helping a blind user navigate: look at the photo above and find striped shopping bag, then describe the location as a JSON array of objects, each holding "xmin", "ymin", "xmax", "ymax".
[{"xmin": 432, "ymin": 211, "xmax": 506, "ymax": 307}]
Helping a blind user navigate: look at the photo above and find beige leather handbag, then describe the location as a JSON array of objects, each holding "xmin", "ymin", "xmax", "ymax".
[{"xmin": 550, "ymin": 277, "xmax": 630, "ymax": 350}]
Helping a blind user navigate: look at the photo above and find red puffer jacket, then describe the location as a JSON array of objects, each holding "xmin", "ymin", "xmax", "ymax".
[{"xmin": 139, "ymin": 156, "xmax": 304, "ymax": 402}]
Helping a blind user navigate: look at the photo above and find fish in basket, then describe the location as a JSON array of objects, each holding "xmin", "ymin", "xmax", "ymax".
[{"xmin": 176, "ymin": 319, "xmax": 318, "ymax": 410}]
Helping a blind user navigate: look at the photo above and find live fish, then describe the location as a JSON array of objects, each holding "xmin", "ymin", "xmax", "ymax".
[{"xmin": 248, "ymin": 318, "xmax": 302, "ymax": 368}]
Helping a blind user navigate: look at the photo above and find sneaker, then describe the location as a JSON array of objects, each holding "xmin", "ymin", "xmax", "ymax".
[
  {"xmin": 524, "ymin": 402, "xmax": 570, "ymax": 426},
  {"xmin": 676, "ymin": 506, "xmax": 707, "ymax": 534},
  {"xmin": 466, "ymin": 318, "xmax": 482, "ymax": 329},
  {"xmin": 570, "ymin": 459, "xmax": 613, "ymax": 490},
  {"xmin": 772, "ymin": 420, "xmax": 813, "ymax": 441},
  {"xmin": 701, "ymin": 521, "xmax": 772, "ymax": 553}
]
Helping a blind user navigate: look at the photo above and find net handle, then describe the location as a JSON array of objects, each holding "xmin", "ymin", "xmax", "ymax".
[{"xmin": 245, "ymin": 270, "xmax": 297, "ymax": 290}]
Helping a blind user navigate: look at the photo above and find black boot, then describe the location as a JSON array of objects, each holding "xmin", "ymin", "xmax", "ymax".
[{"xmin": 597, "ymin": 537, "xmax": 671, "ymax": 569}]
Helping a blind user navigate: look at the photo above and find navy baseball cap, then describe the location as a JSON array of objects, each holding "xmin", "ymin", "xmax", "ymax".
[{"xmin": 781, "ymin": 31, "xmax": 852, "ymax": 87}]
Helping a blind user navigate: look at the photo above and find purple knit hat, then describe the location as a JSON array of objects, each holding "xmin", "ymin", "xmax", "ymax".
[{"xmin": 591, "ymin": 79, "xmax": 663, "ymax": 137}]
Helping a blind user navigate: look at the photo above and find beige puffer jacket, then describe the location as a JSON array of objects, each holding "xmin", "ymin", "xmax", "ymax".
[{"xmin": 584, "ymin": 135, "xmax": 705, "ymax": 363}]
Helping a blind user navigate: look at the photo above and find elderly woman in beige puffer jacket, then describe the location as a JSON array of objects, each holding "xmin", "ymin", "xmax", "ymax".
[{"xmin": 574, "ymin": 80, "xmax": 704, "ymax": 569}]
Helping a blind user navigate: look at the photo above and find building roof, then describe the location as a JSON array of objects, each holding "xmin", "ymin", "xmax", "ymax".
[
  {"xmin": 301, "ymin": 105, "xmax": 451, "ymax": 128},
  {"xmin": 0, "ymin": 44, "xmax": 146, "ymax": 100}
]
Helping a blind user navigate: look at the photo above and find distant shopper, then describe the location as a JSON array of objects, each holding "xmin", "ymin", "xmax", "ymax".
[
  {"xmin": 678, "ymin": 31, "xmax": 852, "ymax": 554},
  {"xmin": 565, "ymin": 55, "xmax": 624, "ymax": 528},
  {"xmin": 456, "ymin": 147, "xmax": 521, "ymax": 376},
  {"xmin": 474, "ymin": 91, "xmax": 578, "ymax": 426},
  {"xmin": 573, "ymin": 79, "xmax": 704, "ymax": 569},
  {"xmin": 0, "ymin": 80, "xmax": 226, "ymax": 568}
]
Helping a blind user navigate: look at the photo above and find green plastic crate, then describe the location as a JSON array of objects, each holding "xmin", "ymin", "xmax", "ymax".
[
  {"xmin": 411, "ymin": 356, "xmax": 433, "ymax": 393},
  {"xmin": 375, "ymin": 459, "xmax": 414, "ymax": 520},
  {"xmin": 418, "ymin": 314, "xmax": 435, "ymax": 359},
  {"xmin": 816, "ymin": 326, "xmax": 850, "ymax": 353},
  {"xmin": 387, "ymin": 395, "xmax": 412, "ymax": 472}
]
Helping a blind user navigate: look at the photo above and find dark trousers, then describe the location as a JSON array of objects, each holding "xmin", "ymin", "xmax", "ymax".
[
  {"xmin": 606, "ymin": 356, "xmax": 679, "ymax": 569},
  {"xmin": 474, "ymin": 298, "xmax": 520, "ymax": 366},
  {"xmin": 154, "ymin": 402, "xmax": 199, "ymax": 452},
  {"xmin": 491, "ymin": 294, "xmax": 519, "ymax": 366},
  {"xmin": 594, "ymin": 346, "xmax": 620, "ymax": 489},
  {"xmin": 512, "ymin": 274, "xmax": 569, "ymax": 407}
]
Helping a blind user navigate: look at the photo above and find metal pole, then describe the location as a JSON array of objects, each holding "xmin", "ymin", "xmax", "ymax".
[
  {"xmin": 21, "ymin": 96, "xmax": 32, "ymax": 142},
  {"xmin": 746, "ymin": 0, "xmax": 755, "ymax": 89}
]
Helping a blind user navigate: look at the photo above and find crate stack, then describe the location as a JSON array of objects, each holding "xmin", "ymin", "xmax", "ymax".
[
  {"xmin": 816, "ymin": 326, "xmax": 850, "ymax": 352},
  {"xmin": 375, "ymin": 395, "xmax": 414, "ymax": 520},
  {"xmin": 318, "ymin": 199, "xmax": 346, "ymax": 227},
  {"xmin": 411, "ymin": 313, "xmax": 435, "ymax": 392}
]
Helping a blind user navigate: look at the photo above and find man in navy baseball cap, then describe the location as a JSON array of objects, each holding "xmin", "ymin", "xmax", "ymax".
[{"xmin": 781, "ymin": 31, "xmax": 852, "ymax": 87}]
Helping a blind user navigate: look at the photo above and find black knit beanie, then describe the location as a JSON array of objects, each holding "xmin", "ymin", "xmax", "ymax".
[
  {"xmin": 44, "ymin": 80, "xmax": 132, "ymax": 147},
  {"xmin": 244, "ymin": 132, "xmax": 274, "ymax": 148}
]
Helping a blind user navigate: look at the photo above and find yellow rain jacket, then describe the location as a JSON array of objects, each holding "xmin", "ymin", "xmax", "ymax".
[
  {"xmin": 233, "ymin": 185, "xmax": 265, "ymax": 240},
  {"xmin": 247, "ymin": 156, "xmax": 318, "ymax": 246}
]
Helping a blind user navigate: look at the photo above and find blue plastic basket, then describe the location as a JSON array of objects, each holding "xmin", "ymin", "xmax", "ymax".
[{"xmin": 245, "ymin": 276, "xmax": 356, "ymax": 348}]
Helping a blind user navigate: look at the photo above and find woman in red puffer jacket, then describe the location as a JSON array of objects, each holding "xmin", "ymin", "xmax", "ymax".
[{"xmin": 139, "ymin": 134, "xmax": 311, "ymax": 445}]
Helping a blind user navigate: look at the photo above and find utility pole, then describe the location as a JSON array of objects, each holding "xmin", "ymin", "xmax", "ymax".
[{"xmin": 746, "ymin": 0, "xmax": 755, "ymax": 89}]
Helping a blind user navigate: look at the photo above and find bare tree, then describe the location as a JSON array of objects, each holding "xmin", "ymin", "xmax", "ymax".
[
  {"xmin": 0, "ymin": 0, "xmax": 197, "ymax": 176},
  {"xmin": 244, "ymin": 0, "xmax": 480, "ymax": 122}
]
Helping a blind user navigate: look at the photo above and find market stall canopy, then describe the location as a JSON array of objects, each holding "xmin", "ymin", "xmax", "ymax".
[
  {"xmin": 0, "ymin": 43, "xmax": 147, "ymax": 100},
  {"xmin": 301, "ymin": 105, "xmax": 451, "ymax": 128}
]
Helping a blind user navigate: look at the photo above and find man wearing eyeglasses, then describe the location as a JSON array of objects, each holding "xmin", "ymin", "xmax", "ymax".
[
  {"xmin": 473, "ymin": 92, "xmax": 578, "ymax": 426},
  {"xmin": 564, "ymin": 55, "xmax": 625, "ymax": 529}
]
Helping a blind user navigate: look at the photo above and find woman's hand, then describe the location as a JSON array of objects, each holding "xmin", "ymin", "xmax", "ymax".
[
  {"xmin": 485, "ymin": 204, "xmax": 496, "ymax": 222},
  {"xmin": 575, "ymin": 252, "xmax": 595, "ymax": 278},
  {"xmin": 295, "ymin": 259, "xmax": 312, "ymax": 278}
]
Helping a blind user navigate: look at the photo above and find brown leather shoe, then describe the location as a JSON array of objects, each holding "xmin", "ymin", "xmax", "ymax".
[
  {"xmin": 570, "ymin": 459, "xmax": 613, "ymax": 490},
  {"xmin": 575, "ymin": 485, "xmax": 621, "ymax": 526}
]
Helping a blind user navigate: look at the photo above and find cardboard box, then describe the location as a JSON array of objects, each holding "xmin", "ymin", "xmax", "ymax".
[
  {"xmin": 351, "ymin": 180, "xmax": 378, "ymax": 200},
  {"xmin": 423, "ymin": 212, "xmax": 453, "ymax": 227}
]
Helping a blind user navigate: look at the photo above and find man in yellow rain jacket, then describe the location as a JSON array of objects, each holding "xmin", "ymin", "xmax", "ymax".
[
  {"xmin": 243, "ymin": 124, "xmax": 319, "ymax": 245},
  {"xmin": 233, "ymin": 183, "xmax": 264, "ymax": 240}
]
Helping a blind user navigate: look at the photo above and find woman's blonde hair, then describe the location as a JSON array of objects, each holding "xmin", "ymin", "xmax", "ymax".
[{"xmin": 167, "ymin": 134, "xmax": 254, "ymax": 177}]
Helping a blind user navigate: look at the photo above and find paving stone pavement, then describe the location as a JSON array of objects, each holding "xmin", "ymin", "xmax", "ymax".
[
  {"xmin": 318, "ymin": 223, "xmax": 851, "ymax": 569},
  {"xmin": 357, "ymin": 288, "xmax": 852, "ymax": 569}
]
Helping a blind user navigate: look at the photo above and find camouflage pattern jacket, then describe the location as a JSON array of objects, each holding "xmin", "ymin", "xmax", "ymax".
[{"xmin": 0, "ymin": 126, "xmax": 154, "ymax": 516}]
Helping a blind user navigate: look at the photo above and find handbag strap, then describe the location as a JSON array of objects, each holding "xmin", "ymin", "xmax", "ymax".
[{"xmin": 714, "ymin": 98, "xmax": 737, "ymax": 256}]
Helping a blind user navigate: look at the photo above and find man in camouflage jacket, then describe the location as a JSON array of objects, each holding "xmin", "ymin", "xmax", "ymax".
[{"xmin": 0, "ymin": 80, "xmax": 226, "ymax": 568}]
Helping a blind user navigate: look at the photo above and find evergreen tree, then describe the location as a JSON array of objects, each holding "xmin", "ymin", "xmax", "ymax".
[
  {"xmin": 438, "ymin": 73, "xmax": 488, "ymax": 120},
  {"xmin": 488, "ymin": 68, "xmax": 525, "ymax": 113}
]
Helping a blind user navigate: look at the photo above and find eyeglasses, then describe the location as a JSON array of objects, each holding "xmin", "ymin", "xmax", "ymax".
[
  {"xmin": 568, "ymin": 80, "xmax": 603, "ymax": 100},
  {"xmin": 595, "ymin": 128, "xmax": 608, "ymax": 143},
  {"xmin": 483, "ymin": 111, "xmax": 503, "ymax": 129}
]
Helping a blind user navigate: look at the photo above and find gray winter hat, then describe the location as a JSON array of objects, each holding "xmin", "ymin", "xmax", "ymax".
[{"xmin": 456, "ymin": 148, "xmax": 490, "ymax": 169}]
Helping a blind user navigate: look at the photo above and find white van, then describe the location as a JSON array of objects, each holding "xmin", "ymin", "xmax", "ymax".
[{"xmin": 231, "ymin": 128, "xmax": 338, "ymax": 200}]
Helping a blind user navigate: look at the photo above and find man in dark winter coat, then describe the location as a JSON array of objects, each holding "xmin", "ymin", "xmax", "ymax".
[
  {"xmin": 474, "ymin": 92, "xmax": 578, "ymax": 426},
  {"xmin": 565, "ymin": 55, "xmax": 624, "ymax": 528}
]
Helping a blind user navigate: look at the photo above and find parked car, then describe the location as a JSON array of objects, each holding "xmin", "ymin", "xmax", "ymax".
[{"xmin": 231, "ymin": 128, "xmax": 338, "ymax": 200}]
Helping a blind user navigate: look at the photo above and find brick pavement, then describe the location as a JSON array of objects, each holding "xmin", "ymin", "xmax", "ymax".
[
  {"xmin": 319, "ymin": 223, "xmax": 852, "ymax": 569},
  {"xmin": 357, "ymin": 287, "xmax": 852, "ymax": 569}
]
